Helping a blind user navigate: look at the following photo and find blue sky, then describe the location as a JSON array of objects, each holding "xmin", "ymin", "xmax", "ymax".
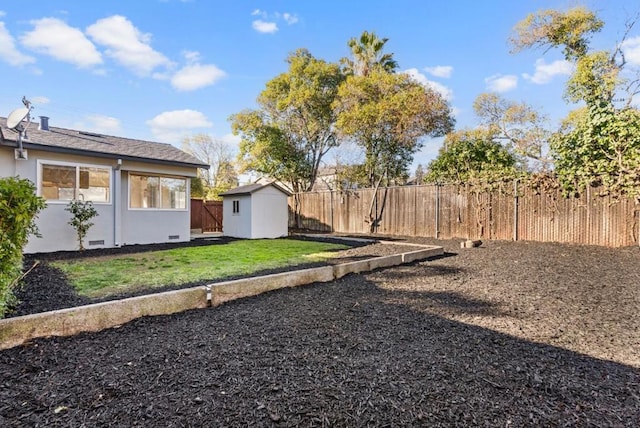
[{"xmin": 1, "ymin": 0, "xmax": 638, "ymax": 174}]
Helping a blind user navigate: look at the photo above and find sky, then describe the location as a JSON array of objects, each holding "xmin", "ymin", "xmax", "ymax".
[{"xmin": 1, "ymin": 0, "xmax": 639, "ymax": 177}]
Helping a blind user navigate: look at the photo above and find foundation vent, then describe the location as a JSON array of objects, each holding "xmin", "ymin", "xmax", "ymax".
[
  {"xmin": 168, "ymin": 235, "xmax": 180, "ymax": 240},
  {"xmin": 88, "ymin": 240, "xmax": 105, "ymax": 246}
]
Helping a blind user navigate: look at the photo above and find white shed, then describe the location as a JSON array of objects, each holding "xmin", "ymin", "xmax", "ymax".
[{"xmin": 220, "ymin": 182, "xmax": 292, "ymax": 239}]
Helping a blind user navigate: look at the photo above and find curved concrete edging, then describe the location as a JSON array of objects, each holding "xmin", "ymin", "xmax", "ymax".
[{"xmin": 0, "ymin": 243, "xmax": 443, "ymax": 350}]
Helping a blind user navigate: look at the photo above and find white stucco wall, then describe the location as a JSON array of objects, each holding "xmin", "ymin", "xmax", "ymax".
[
  {"xmin": 26, "ymin": 202, "xmax": 115, "ymax": 253},
  {"xmin": 2, "ymin": 148, "xmax": 196, "ymax": 253},
  {"xmin": 250, "ymin": 186, "xmax": 289, "ymax": 238},
  {"xmin": 10, "ymin": 150, "xmax": 118, "ymax": 253},
  {"xmin": 0, "ymin": 149, "xmax": 17, "ymax": 176},
  {"xmin": 222, "ymin": 194, "xmax": 252, "ymax": 238}
]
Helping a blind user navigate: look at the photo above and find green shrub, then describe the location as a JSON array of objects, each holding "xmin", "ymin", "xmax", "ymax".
[
  {"xmin": 0, "ymin": 177, "xmax": 46, "ymax": 318},
  {"xmin": 66, "ymin": 200, "xmax": 98, "ymax": 250}
]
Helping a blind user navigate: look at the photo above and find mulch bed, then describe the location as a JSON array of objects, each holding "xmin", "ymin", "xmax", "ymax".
[{"xmin": 1, "ymin": 236, "xmax": 639, "ymax": 426}]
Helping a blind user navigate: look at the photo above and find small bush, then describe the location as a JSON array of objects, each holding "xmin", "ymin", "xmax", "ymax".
[
  {"xmin": 0, "ymin": 177, "xmax": 46, "ymax": 318},
  {"xmin": 66, "ymin": 200, "xmax": 98, "ymax": 251}
]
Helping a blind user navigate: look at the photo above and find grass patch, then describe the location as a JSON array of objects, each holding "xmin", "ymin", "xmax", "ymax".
[{"xmin": 51, "ymin": 239, "xmax": 348, "ymax": 298}]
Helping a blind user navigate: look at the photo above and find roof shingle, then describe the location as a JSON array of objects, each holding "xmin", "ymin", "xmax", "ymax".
[
  {"xmin": 219, "ymin": 182, "xmax": 292, "ymax": 196},
  {"xmin": 0, "ymin": 118, "xmax": 208, "ymax": 168}
]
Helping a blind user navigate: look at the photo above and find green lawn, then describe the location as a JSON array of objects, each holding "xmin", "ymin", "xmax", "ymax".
[{"xmin": 52, "ymin": 239, "xmax": 347, "ymax": 298}]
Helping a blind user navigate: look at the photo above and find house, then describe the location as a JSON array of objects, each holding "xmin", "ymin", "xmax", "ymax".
[
  {"xmin": 219, "ymin": 181, "xmax": 292, "ymax": 239},
  {"xmin": 0, "ymin": 116, "xmax": 208, "ymax": 253}
]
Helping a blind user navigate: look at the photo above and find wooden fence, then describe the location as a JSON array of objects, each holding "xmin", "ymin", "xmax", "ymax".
[
  {"xmin": 190, "ymin": 199, "xmax": 223, "ymax": 232},
  {"xmin": 289, "ymin": 183, "xmax": 640, "ymax": 247}
]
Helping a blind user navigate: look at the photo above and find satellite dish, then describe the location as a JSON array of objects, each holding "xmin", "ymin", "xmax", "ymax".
[
  {"xmin": 7, "ymin": 107, "xmax": 30, "ymax": 130},
  {"xmin": 6, "ymin": 98, "xmax": 33, "ymax": 160}
]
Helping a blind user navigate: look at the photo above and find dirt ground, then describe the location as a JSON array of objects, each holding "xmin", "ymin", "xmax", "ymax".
[{"xmin": 1, "ymin": 237, "xmax": 639, "ymax": 426}]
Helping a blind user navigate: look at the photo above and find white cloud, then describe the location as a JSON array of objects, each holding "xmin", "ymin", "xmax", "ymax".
[
  {"xmin": 0, "ymin": 12, "xmax": 5, "ymax": 18},
  {"xmin": 522, "ymin": 58, "xmax": 573, "ymax": 84},
  {"xmin": 171, "ymin": 63, "xmax": 226, "ymax": 91},
  {"xmin": 282, "ymin": 13, "xmax": 299, "ymax": 25},
  {"xmin": 86, "ymin": 15, "xmax": 171, "ymax": 76},
  {"xmin": 182, "ymin": 50, "xmax": 200, "ymax": 63},
  {"xmin": 252, "ymin": 20, "xmax": 278, "ymax": 34},
  {"xmin": 251, "ymin": 10, "xmax": 298, "ymax": 33},
  {"xmin": 622, "ymin": 36, "xmax": 640, "ymax": 67},
  {"xmin": 0, "ymin": 22, "xmax": 35, "ymax": 66},
  {"xmin": 170, "ymin": 50, "xmax": 226, "ymax": 91},
  {"xmin": 30, "ymin": 96, "xmax": 50, "ymax": 105},
  {"xmin": 146, "ymin": 109, "xmax": 213, "ymax": 143},
  {"xmin": 424, "ymin": 65, "xmax": 453, "ymax": 78},
  {"xmin": 20, "ymin": 18, "xmax": 102, "ymax": 68},
  {"xmin": 485, "ymin": 74, "xmax": 518, "ymax": 92},
  {"xmin": 85, "ymin": 114, "xmax": 121, "ymax": 134},
  {"xmin": 404, "ymin": 68, "xmax": 453, "ymax": 101}
]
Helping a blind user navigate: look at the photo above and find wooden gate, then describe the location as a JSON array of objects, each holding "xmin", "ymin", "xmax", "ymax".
[{"xmin": 191, "ymin": 199, "xmax": 223, "ymax": 232}]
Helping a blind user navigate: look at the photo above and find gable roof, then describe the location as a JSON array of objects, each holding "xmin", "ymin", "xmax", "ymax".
[
  {"xmin": 219, "ymin": 181, "xmax": 293, "ymax": 197},
  {"xmin": 0, "ymin": 118, "xmax": 209, "ymax": 169}
]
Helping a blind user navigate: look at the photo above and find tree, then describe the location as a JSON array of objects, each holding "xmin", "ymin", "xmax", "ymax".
[
  {"xmin": 0, "ymin": 177, "xmax": 46, "ymax": 317},
  {"xmin": 425, "ymin": 129, "xmax": 520, "ymax": 184},
  {"xmin": 211, "ymin": 158, "xmax": 239, "ymax": 199},
  {"xmin": 65, "ymin": 200, "xmax": 98, "ymax": 251},
  {"xmin": 564, "ymin": 50, "xmax": 620, "ymax": 106},
  {"xmin": 190, "ymin": 175, "xmax": 205, "ymax": 199},
  {"xmin": 334, "ymin": 164, "xmax": 370, "ymax": 190},
  {"xmin": 334, "ymin": 70, "xmax": 454, "ymax": 187},
  {"xmin": 335, "ymin": 70, "xmax": 453, "ymax": 231},
  {"xmin": 511, "ymin": 6, "xmax": 640, "ymax": 200},
  {"xmin": 414, "ymin": 164, "xmax": 425, "ymax": 184},
  {"xmin": 473, "ymin": 92, "xmax": 552, "ymax": 171},
  {"xmin": 340, "ymin": 30, "xmax": 399, "ymax": 76},
  {"xmin": 510, "ymin": 7, "xmax": 604, "ymax": 61},
  {"xmin": 182, "ymin": 134, "xmax": 238, "ymax": 199},
  {"xmin": 551, "ymin": 103, "xmax": 640, "ymax": 201},
  {"xmin": 230, "ymin": 49, "xmax": 344, "ymax": 194}
]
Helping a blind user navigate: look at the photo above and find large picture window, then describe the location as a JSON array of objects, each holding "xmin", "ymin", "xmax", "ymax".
[
  {"xmin": 40, "ymin": 162, "xmax": 110, "ymax": 202},
  {"xmin": 130, "ymin": 174, "xmax": 186, "ymax": 209}
]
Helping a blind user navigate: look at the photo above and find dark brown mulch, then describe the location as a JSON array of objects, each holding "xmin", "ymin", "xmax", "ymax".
[{"xmin": 1, "ymin": 237, "xmax": 639, "ymax": 426}]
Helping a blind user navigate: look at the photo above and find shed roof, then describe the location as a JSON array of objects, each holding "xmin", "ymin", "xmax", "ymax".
[
  {"xmin": 219, "ymin": 182, "xmax": 293, "ymax": 197},
  {"xmin": 0, "ymin": 118, "xmax": 209, "ymax": 169}
]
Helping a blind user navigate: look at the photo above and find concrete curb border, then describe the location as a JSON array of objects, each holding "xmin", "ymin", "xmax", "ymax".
[{"xmin": 0, "ymin": 242, "xmax": 443, "ymax": 350}]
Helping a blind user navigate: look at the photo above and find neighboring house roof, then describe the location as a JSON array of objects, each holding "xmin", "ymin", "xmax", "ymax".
[
  {"xmin": 0, "ymin": 117, "xmax": 209, "ymax": 169},
  {"xmin": 220, "ymin": 181, "xmax": 293, "ymax": 197},
  {"xmin": 253, "ymin": 176, "xmax": 294, "ymax": 194}
]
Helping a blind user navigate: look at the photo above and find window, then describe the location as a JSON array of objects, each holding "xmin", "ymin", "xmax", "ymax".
[
  {"xmin": 232, "ymin": 200, "xmax": 240, "ymax": 214},
  {"xmin": 130, "ymin": 174, "xmax": 186, "ymax": 209},
  {"xmin": 40, "ymin": 162, "xmax": 110, "ymax": 202}
]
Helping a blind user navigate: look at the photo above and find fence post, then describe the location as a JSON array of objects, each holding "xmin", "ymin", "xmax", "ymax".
[
  {"xmin": 414, "ymin": 184, "xmax": 418, "ymax": 236},
  {"xmin": 375, "ymin": 187, "xmax": 380, "ymax": 234},
  {"xmin": 435, "ymin": 184, "xmax": 440, "ymax": 239},
  {"xmin": 513, "ymin": 179, "xmax": 519, "ymax": 241},
  {"xmin": 329, "ymin": 190, "xmax": 334, "ymax": 233}
]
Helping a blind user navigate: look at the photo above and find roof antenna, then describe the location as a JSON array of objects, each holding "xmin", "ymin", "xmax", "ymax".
[{"xmin": 6, "ymin": 96, "xmax": 33, "ymax": 160}]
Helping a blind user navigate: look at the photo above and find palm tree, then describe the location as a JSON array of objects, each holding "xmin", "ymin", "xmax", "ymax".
[{"xmin": 340, "ymin": 30, "xmax": 398, "ymax": 76}]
